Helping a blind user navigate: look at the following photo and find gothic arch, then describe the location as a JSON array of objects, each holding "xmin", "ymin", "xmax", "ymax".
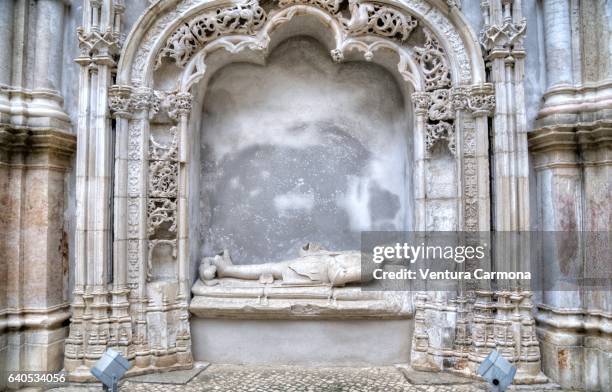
[{"xmin": 66, "ymin": 0, "xmax": 497, "ymax": 379}]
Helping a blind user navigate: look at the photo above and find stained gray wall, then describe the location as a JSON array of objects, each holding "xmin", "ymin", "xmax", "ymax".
[{"xmin": 195, "ymin": 37, "xmax": 411, "ymax": 265}]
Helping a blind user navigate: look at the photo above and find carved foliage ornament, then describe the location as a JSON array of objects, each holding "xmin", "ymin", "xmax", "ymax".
[
  {"xmin": 150, "ymin": 126, "xmax": 179, "ymax": 161},
  {"xmin": 480, "ymin": 19, "xmax": 526, "ymax": 51},
  {"xmin": 146, "ymin": 119, "xmax": 182, "ymax": 281},
  {"xmin": 148, "ymin": 126, "xmax": 178, "ymax": 203},
  {"xmin": 414, "ymin": 28, "xmax": 451, "ymax": 92},
  {"xmin": 157, "ymin": 0, "xmax": 422, "ymax": 68},
  {"xmin": 109, "ymin": 86, "xmax": 161, "ymax": 118},
  {"xmin": 76, "ymin": 27, "xmax": 121, "ymax": 58},
  {"xmin": 168, "ymin": 92, "xmax": 193, "ymax": 120},
  {"xmin": 279, "ymin": 0, "xmax": 343, "ymax": 14},
  {"xmin": 148, "ymin": 198, "xmax": 177, "ymax": 235},
  {"xmin": 159, "ymin": 0, "xmax": 266, "ymax": 67},
  {"xmin": 148, "ymin": 127, "xmax": 179, "ymax": 235},
  {"xmin": 413, "ymin": 85, "xmax": 494, "ymax": 155},
  {"xmin": 345, "ymin": 0, "xmax": 418, "ymax": 42}
]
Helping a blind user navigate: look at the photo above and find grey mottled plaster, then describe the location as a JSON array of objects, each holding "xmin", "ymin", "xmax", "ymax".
[{"xmin": 196, "ymin": 37, "xmax": 411, "ymax": 265}]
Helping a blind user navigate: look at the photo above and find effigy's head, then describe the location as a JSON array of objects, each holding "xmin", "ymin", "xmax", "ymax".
[{"xmin": 328, "ymin": 252, "xmax": 362, "ymax": 286}]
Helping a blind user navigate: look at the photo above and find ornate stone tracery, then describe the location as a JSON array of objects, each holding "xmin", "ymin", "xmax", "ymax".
[
  {"xmin": 64, "ymin": 0, "xmax": 545, "ymax": 384},
  {"xmin": 414, "ymin": 28, "xmax": 452, "ymax": 92},
  {"xmin": 344, "ymin": 0, "xmax": 418, "ymax": 41},
  {"xmin": 158, "ymin": 0, "xmax": 267, "ymax": 67},
  {"xmin": 279, "ymin": 0, "xmax": 343, "ymax": 13},
  {"xmin": 426, "ymin": 121, "xmax": 456, "ymax": 154}
]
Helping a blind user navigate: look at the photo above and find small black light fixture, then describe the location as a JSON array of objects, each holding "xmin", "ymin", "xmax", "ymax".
[
  {"xmin": 477, "ymin": 350, "xmax": 516, "ymax": 392},
  {"xmin": 90, "ymin": 348, "xmax": 131, "ymax": 392}
]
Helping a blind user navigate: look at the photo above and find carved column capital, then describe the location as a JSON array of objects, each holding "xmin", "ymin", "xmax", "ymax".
[
  {"xmin": 450, "ymin": 86, "xmax": 470, "ymax": 110},
  {"xmin": 479, "ymin": 0, "xmax": 526, "ymax": 54},
  {"xmin": 131, "ymin": 87, "xmax": 161, "ymax": 116},
  {"xmin": 168, "ymin": 92, "xmax": 193, "ymax": 120},
  {"xmin": 108, "ymin": 85, "xmax": 133, "ymax": 118},
  {"xmin": 411, "ymin": 91, "xmax": 430, "ymax": 115},
  {"xmin": 468, "ymin": 84, "xmax": 495, "ymax": 117}
]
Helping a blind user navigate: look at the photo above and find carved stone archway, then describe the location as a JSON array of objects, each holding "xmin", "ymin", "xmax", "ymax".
[{"xmin": 65, "ymin": 0, "xmax": 543, "ymax": 382}]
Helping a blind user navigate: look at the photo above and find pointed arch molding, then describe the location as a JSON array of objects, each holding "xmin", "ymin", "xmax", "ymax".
[{"xmin": 65, "ymin": 0, "xmax": 498, "ymax": 379}]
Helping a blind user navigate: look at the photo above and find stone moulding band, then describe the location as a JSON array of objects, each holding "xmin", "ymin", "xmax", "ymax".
[{"xmin": 190, "ymin": 281, "xmax": 413, "ymax": 320}]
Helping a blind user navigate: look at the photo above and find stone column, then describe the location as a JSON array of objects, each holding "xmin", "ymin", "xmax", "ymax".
[
  {"xmin": 577, "ymin": 127, "xmax": 612, "ymax": 391},
  {"xmin": 34, "ymin": 0, "xmax": 64, "ymax": 91},
  {"xmin": 175, "ymin": 92, "xmax": 193, "ymax": 366},
  {"xmin": 542, "ymin": 0, "xmax": 573, "ymax": 88},
  {"xmin": 528, "ymin": 129, "xmax": 585, "ymax": 388},
  {"xmin": 175, "ymin": 92, "xmax": 192, "ymax": 299},
  {"xmin": 65, "ymin": 0, "xmax": 121, "ymax": 380},
  {"xmin": 109, "ymin": 85, "xmax": 133, "ymax": 358},
  {"xmin": 28, "ymin": 0, "xmax": 71, "ymax": 130},
  {"xmin": 0, "ymin": 0, "xmax": 13, "ymax": 100},
  {"xmin": 0, "ymin": 1, "xmax": 12, "ymax": 134},
  {"xmin": 411, "ymin": 91, "xmax": 429, "ymax": 232}
]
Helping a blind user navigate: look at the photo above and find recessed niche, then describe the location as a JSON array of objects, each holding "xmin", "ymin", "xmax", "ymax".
[{"xmin": 193, "ymin": 36, "xmax": 413, "ymax": 265}]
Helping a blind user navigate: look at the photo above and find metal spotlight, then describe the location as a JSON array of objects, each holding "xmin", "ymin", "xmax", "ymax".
[
  {"xmin": 477, "ymin": 350, "xmax": 517, "ymax": 392},
  {"xmin": 90, "ymin": 348, "xmax": 131, "ymax": 392}
]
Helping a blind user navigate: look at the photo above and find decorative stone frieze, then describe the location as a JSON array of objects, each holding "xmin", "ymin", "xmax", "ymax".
[{"xmin": 450, "ymin": 84, "xmax": 495, "ymax": 116}]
